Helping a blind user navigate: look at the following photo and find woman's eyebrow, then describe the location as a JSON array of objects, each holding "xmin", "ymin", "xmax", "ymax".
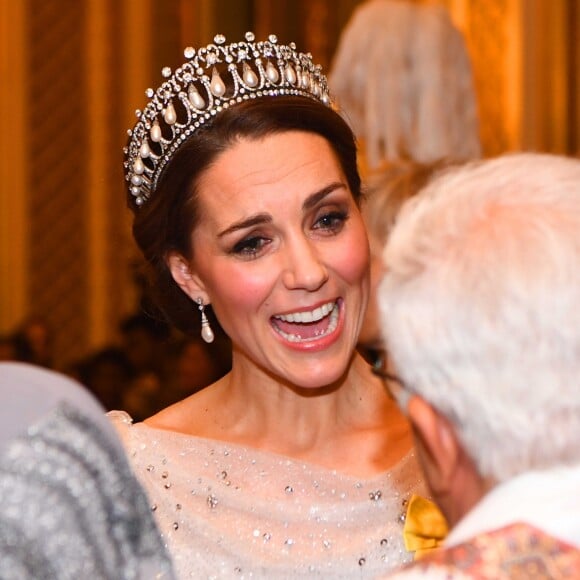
[
  {"xmin": 302, "ymin": 182, "xmax": 347, "ymax": 211},
  {"xmin": 217, "ymin": 213, "xmax": 272, "ymax": 238}
]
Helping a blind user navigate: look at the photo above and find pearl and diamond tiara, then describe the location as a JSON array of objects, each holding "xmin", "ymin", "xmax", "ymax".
[{"xmin": 124, "ymin": 32, "xmax": 333, "ymax": 207}]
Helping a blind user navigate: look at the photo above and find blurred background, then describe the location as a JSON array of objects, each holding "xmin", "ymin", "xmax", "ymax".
[{"xmin": 0, "ymin": 0, "xmax": 578, "ymax": 376}]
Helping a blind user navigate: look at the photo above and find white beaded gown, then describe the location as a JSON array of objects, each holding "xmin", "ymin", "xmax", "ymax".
[{"xmin": 110, "ymin": 410, "xmax": 425, "ymax": 579}]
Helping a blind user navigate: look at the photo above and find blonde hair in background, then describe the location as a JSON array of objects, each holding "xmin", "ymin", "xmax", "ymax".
[{"xmin": 362, "ymin": 160, "xmax": 450, "ymax": 245}]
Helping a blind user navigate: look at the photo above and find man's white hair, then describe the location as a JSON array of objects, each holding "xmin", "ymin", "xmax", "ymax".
[{"xmin": 378, "ymin": 153, "xmax": 580, "ymax": 482}]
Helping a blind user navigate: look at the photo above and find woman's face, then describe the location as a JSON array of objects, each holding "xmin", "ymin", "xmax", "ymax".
[{"xmin": 175, "ymin": 131, "xmax": 369, "ymax": 388}]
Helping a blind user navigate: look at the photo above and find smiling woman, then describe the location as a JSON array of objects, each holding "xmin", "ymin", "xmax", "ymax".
[
  {"xmin": 109, "ymin": 33, "xmax": 426, "ymax": 578},
  {"xmin": 168, "ymin": 131, "xmax": 368, "ymax": 373}
]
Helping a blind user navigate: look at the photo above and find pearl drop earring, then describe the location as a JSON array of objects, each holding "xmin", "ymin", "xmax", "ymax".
[{"xmin": 197, "ymin": 298, "xmax": 215, "ymax": 343}]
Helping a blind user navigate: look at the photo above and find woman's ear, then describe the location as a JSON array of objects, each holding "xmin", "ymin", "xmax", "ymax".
[{"xmin": 167, "ymin": 253, "xmax": 208, "ymax": 302}]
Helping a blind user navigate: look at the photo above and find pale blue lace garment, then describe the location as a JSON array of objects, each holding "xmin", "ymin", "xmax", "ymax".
[
  {"xmin": 110, "ymin": 410, "xmax": 425, "ymax": 579},
  {"xmin": 0, "ymin": 404, "xmax": 175, "ymax": 580}
]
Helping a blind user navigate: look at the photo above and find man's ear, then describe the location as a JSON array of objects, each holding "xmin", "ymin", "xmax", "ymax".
[
  {"xmin": 408, "ymin": 395, "xmax": 488, "ymax": 527},
  {"xmin": 166, "ymin": 253, "xmax": 208, "ymax": 303},
  {"xmin": 407, "ymin": 395, "xmax": 460, "ymax": 497}
]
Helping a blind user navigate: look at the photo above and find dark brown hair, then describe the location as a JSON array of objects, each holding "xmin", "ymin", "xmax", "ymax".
[{"xmin": 128, "ymin": 96, "xmax": 361, "ymax": 335}]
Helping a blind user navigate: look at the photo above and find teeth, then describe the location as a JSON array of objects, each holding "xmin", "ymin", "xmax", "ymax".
[
  {"xmin": 275, "ymin": 301, "xmax": 335, "ymax": 323},
  {"xmin": 274, "ymin": 303, "xmax": 339, "ymax": 342}
]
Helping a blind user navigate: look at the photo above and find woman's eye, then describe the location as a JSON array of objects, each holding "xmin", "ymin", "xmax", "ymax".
[
  {"xmin": 313, "ymin": 211, "xmax": 348, "ymax": 233},
  {"xmin": 231, "ymin": 236, "xmax": 270, "ymax": 258}
]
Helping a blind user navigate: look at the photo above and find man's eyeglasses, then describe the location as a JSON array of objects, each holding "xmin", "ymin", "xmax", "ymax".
[{"xmin": 371, "ymin": 351, "xmax": 411, "ymax": 412}]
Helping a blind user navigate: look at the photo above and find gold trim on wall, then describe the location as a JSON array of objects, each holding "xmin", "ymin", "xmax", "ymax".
[
  {"xmin": 119, "ymin": 0, "xmax": 155, "ymax": 319},
  {"xmin": 502, "ymin": 0, "xmax": 524, "ymax": 151},
  {"xmin": 87, "ymin": 0, "xmax": 113, "ymax": 349},
  {"xmin": 521, "ymin": 0, "xmax": 570, "ymax": 153},
  {"xmin": 179, "ymin": 0, "xmax": 216, "ymax": 46},
  {"xmin": 445, "ymin": 0, "xmax": 572, "ymax": 156},
  {"xmin": 0, "ymin": 1, "xmax": 29, "ymax": 333}
]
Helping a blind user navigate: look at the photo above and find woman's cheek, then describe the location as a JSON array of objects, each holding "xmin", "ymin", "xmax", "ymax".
[
  {"xmin": 210, "ymin": 262, "xmax": 278, "ymax": 311},
  {"xmin": 340, "ymin": 223, "xmax": 370, "ymax": 284}
]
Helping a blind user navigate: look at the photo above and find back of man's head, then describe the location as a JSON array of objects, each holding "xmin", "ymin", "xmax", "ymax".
[{"xmin": 379, "ymin": 153, "xmax": 580, "ymax": 484}]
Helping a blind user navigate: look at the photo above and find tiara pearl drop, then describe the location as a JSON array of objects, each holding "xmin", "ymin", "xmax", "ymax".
[{"xmin": 124, "ymin": 32, "xmax": 333, "ymax": 208}]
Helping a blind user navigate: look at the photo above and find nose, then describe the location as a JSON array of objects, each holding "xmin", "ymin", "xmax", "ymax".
[{"xmin": 281, "ymin": 234, "xmax": 329, "ymax": 291}]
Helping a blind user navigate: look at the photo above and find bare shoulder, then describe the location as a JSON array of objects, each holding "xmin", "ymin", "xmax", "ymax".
[{"xmin": 144, "ymin": 380, "xmax": 224, "ymax": 436}]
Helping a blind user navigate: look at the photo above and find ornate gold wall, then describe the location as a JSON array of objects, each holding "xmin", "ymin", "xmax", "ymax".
[
  {"xmin": 0, "ymin": 0, "xmax": 141, "ymax": 368},
  {"xmin": 0, "ymin": 0, "xmax": 577, "ymax": 369},
  {"xmin": 444, "ymin": 0, "xmax": 575, "ymax": 156},
  {"xmin": 26, "ymin": 0, "xmax": 90, "ymax": 366}
]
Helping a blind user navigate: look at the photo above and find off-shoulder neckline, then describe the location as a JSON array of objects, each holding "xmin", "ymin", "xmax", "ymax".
[{"xmin": 109, "ymin": 409, "xmax": 418, "ymax": 485}]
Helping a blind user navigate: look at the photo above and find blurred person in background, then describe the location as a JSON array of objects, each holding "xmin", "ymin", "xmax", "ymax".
[
  {"xmin": 0, "ymin": 334, "xmax": 19, "ymax": 362},
  {"xmin": 168, "ymin": 334, "xmax": 231, "ymax": 401},
  {"xmin": 330, "ymin": 0, "xmax": 480, "ymax": 174},
  {"xmin": 12, "ymin": 316, "xmax": 54, "ymax": 368},
  {"xmin": 118, "ymin": 313, "xmax": 172, "ymax": 421},
  {"xmin": 76, "ymin": 346, "xmax": 136, "ymax": 411}
]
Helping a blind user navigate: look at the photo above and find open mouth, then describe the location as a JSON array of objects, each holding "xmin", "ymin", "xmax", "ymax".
[{"xmin": 271, "ymin": 300, "xmax": 339, "ymax": 343}]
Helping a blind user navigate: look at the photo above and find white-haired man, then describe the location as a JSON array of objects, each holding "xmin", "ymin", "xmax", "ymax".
[{"xmin": 376, "ymin": 153, "xmax": 580, "ymax": 578}]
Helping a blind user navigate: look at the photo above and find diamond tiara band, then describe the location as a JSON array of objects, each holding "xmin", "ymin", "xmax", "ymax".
[{"xmin": 124, "ymin": 32, "xmax": 333, "ymax": 207}]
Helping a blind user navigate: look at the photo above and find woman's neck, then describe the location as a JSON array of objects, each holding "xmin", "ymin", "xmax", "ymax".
[{"xmin": 147, "ymin": 351, "xmax": 413, "ymax": 477}]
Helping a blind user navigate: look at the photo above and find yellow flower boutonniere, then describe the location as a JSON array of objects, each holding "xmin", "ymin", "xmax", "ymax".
[{"xmin": 403, "ymin": 494, "xmax": 449, "ymax": 559}]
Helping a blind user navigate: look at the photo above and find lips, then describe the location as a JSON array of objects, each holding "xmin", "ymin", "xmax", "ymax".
[{"xmin": 271, "ymin": 300, "xmax": 339, "ymax": 342}]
